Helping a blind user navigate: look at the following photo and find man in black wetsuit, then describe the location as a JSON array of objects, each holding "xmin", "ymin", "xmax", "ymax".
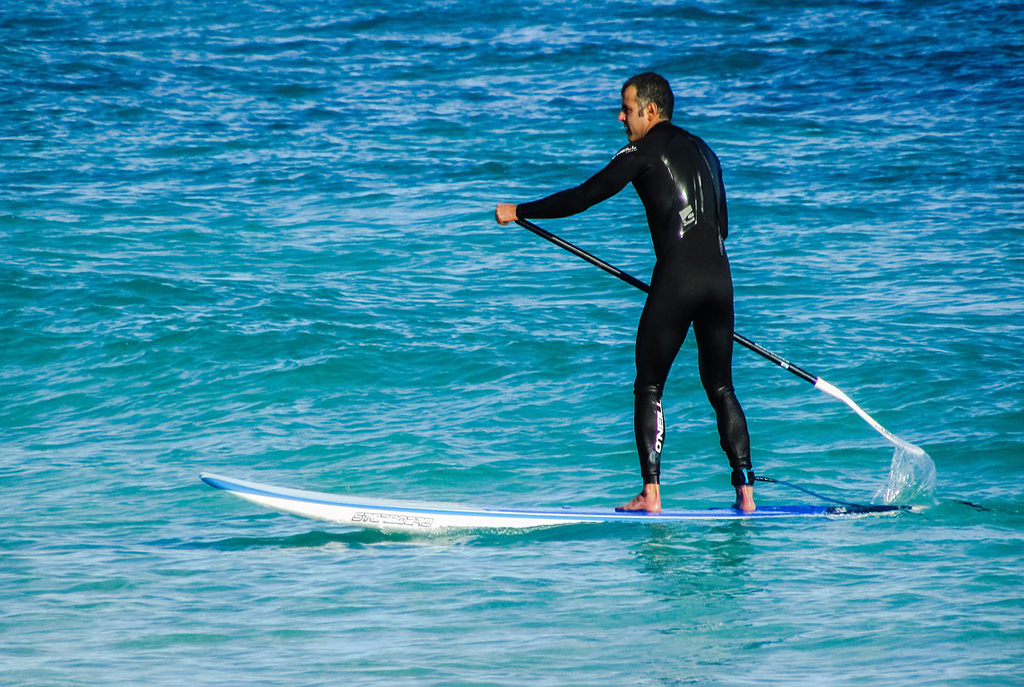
[{"xmin": 495, "ymin": 72, "xmax": 755, "ymax": 512}]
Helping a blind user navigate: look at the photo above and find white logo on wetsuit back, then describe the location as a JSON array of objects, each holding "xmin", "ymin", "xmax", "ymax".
[{"xmin": 679, "ymin": 204, "xmax": 696, "ymax": 232}]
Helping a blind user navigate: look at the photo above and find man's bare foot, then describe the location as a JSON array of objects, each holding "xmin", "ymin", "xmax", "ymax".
[
  {"xmin": 616, "ymin": 483, "xmax": 661, "ymax": 513},
  {"xmin": 733, "ymin": 485, "xmax": 755, "ymax": 512}
]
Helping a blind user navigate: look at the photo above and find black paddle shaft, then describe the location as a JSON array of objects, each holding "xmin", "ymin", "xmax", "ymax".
[{"xmin": 514, "ymin": 218, "xmax": 819, "ymax": 386}]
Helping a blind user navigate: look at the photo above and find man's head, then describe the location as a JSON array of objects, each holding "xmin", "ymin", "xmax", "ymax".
[{"xmin": 619, "ymin": 72, "xmax": 674, "ymax": 142}]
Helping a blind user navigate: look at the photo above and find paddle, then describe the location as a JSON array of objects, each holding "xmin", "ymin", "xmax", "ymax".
[{"xmin": 513, "ymin": 218, "xmax": 928, "ymax": 461}]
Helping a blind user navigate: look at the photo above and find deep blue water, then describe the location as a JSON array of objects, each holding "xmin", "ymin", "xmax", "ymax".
[{"xmin": 2, "ymin": 1, "xmax": 1023, "ymax": 685}]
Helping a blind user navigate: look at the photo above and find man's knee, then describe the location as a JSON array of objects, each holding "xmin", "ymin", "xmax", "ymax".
[
  {"xmin": 634, "ymin": 380, "xmax": 664, "ymax": 399},
  {"xmin": 705, "ymin": 383, "xmax": 736, "ymax": 409}
]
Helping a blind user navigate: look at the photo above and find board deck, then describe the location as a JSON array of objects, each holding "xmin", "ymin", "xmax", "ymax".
[{"xmin": 200, "ymin": 473, "xmax": 905, "ymax": 534}]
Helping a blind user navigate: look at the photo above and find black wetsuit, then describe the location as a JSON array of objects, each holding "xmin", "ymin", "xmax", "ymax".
[{"xmin": 516, "ymin": 120, "xmax": 752, "ymax": 485}]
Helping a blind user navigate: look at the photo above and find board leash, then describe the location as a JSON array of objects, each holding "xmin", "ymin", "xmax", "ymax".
[
  {"xmin": 756, "ymin": 475, "xmax": 864, "ymax": 509},
  {"xmin": 757, "ymin": 475, "xmax": 912, "ymax": 513}
]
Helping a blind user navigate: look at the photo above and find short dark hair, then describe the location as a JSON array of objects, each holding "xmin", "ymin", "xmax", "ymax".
[{"xmin": 622, "ymin": 72, "xmax": 674, "ymax": 121}]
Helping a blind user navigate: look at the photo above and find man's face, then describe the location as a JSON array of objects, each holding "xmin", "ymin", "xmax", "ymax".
[{"xmin": 619, "ymin": 86, "xmax": 654, "ymax": 142}]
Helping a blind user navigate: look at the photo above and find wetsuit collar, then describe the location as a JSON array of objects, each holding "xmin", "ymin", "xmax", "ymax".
[{"xmin": 635, "ymin": 120, "xmax": 674, "ymax": 141}]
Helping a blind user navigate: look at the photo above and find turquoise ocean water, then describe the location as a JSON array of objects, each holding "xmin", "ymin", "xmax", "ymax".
[{"xmin": 3, "ymin": 1, "xmax": 1023, "ymax": 684}]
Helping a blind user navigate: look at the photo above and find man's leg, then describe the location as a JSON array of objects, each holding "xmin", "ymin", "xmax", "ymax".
[
  {"xmin": 619, "ymin": 273, "xmax": 691, "ymax": 513},
  {"xmin": 694, "ymin": 292, "xmax": 755, "ymax": 511},
  {"xmin": 616, "ymin": 385, "xmax": 666, "ymax": 512}
]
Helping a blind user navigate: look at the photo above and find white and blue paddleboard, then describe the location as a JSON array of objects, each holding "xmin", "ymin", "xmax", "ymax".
[{"xmin": 200, "ymin": 473, "xmax": 904, "ymax": 534}]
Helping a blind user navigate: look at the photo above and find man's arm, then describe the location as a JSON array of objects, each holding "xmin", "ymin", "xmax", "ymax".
[{"xmin": 495, "ymin": 151, "xmax": 638, "ymax": 225}]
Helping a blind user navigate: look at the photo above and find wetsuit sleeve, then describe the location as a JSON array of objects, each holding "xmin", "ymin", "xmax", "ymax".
[{"xmin": 517, "ymin": 153, "xmax": 639, "ymax": 220}]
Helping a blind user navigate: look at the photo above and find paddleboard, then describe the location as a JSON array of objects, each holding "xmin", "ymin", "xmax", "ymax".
[{"xmin": 200, "ymin": 473, "xmax": 905, "ymax": 534}]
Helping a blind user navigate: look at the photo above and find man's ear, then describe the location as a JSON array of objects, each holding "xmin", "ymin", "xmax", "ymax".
[{"xmin": 645, "ymin": 101, "xmax": 660, "ymax": 120}]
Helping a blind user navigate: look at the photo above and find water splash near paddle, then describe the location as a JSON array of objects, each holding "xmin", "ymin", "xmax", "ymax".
[
  {"xmin": 808, "ymin": 376, "xmax": 936, "ymax": 504},
  {"xmin": 874, "ymin": 440, "xmax": 936, "ymax": 505}
]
